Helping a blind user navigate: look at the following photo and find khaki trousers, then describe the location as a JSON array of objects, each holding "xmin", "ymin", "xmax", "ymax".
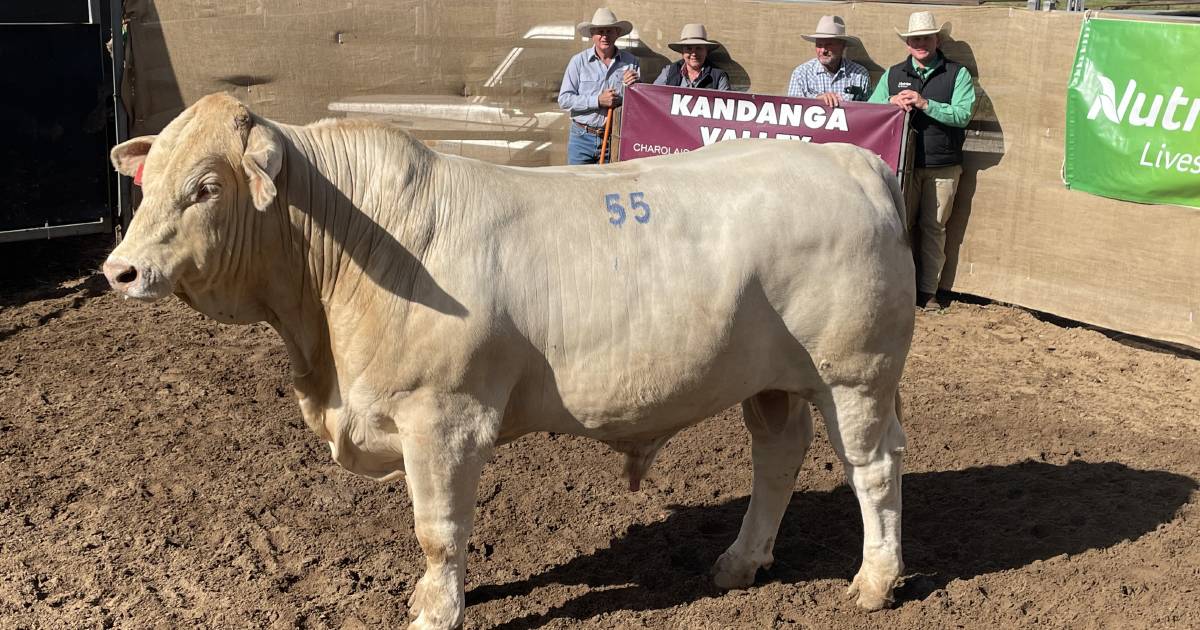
[{"xmin": 904, "ymin": 164, "xmax": 962, "ymax": 294}]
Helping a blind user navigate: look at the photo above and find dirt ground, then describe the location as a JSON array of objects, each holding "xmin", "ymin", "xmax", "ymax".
[{"xmin": 1, "ymin": 234, "xmax": 1197, "ymax": 630}]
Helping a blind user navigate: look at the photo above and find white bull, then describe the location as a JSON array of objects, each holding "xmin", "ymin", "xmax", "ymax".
[{"xmin": 104, "ymin": 93, "xmax": 914, "ymax": 629}]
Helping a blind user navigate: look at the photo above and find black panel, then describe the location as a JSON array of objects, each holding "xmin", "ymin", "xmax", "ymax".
[
  {"xmin": 0, "ymin": 2, "xmax": 91, "ymax": 24},
  {"xmin": 0, "ymin": 22, "xmax": 111, "ymax": 231}
]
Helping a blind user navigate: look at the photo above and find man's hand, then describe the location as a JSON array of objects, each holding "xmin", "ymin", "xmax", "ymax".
[
  {"xmin": 890, "ymin": 89, "xmax": 928, "ymax": 112},
  {"xmin": 888, "ymin": 93, "xmax": 911, "ymax": 111},
  {"xmin": 622, "ymin": 68, "xmax": 638, "ymax": 86},
  {"xmin": 899, "ymin": 89, "xmax": 929, "ymax": 110},
  {"xmin": 818, "ymin": 92, "xmax": 842, "ymax": 108},
  {"xmin": 598, "ymin": 89, "xmax": 622, "ymax": 108}
]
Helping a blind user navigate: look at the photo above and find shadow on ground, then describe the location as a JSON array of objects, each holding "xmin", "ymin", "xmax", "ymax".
[
  {"xmin": 0, "ymin": 234, "xmax": 111, "ymax": 309},
  {"xmin": 469, "ymin": 460, "xmax": 1196, "ymax": 629}
]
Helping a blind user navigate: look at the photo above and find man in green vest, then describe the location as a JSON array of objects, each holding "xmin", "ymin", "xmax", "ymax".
[{"xmin": 869, "ymin": 11, "xmax": 976, "ymax": 311}]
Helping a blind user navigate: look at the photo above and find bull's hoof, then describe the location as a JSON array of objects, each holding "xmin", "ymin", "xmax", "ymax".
[
  {"xmin": 406, "ymin": 606, "xmax": 464, "ymax": 630},
  {"xmin": 406, "ymin": 576, "xmax": 463, "ymax": 630},
  {"xmin": 710, "ymin": 549, "xmax": 766, "ymax": 590},
  {"xmin": 846, "ymin": 570, "xmax": 897, "ymax": 612},
  {"xmin": 407, "ymin": 615, "xmax": 462, "ymax": 630}
]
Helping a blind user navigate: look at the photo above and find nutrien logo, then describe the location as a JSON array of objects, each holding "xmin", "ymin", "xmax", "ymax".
[{"xmin": 1087, "ymin": 72, "xmax": 1200, "ymax": 131}]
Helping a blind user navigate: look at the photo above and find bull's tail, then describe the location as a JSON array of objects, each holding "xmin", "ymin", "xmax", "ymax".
[{"xmin": 879, "ymin": 158, "xmax": 907, "ymax": 231}]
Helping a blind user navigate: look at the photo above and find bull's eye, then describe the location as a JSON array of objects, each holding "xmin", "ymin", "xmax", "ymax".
[{"xmin": 195, "ymin": 183, "xmax": 221, "ymax": 203}]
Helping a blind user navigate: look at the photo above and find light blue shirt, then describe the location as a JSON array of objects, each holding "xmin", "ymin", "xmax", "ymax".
[{"xmin": 558, "ymin": 47, "xmax": 640, "ymax": 128}]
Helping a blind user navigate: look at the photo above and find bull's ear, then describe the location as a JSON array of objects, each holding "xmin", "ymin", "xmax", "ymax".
[
  {"xmin": 110, "ymin": 135, "xmax": 157, "ymax": 177},
  {"xmin": 242, "ymin": 124, "xmax": 283, "ymax": 211}
]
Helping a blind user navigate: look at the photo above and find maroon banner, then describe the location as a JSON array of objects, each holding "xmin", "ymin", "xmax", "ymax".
[{"xmin": 618, "ymin": 83, "xmax": 907, "ymax": 173}]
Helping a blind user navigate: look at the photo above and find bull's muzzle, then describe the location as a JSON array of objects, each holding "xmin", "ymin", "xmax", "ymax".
[{"xmin": 102, "ymin": 256, "xmax": 169, "ymax": 301}]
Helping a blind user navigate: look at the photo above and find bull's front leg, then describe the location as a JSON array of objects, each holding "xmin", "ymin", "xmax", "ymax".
[{"xmin": 399, "ymin": 397, "xmax": 498, "ymax": 630}]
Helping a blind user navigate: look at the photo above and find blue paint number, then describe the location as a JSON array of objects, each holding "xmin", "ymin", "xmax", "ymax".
[
  {"xmin": 605, "ymin": 193, "xmax": 625, "ymax": 226},
  {"xmin": 630, "ymin": 192, "xmax": 651, "ymax": 223},
  {"xmin": 605, "ymin": 192, "xmax": 650, "ymax": 226}
]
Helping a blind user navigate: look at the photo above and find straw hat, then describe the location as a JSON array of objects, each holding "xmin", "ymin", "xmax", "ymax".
[
  {"xmin": 895, "ymin": 11, "xmax": 951, "ymax": 40},
  {"xmin": 668, "ymin": 23, "xmax": 721, "ymax": 52},
  {"xmin": 800, "ymin": 16, "xmax": 857, "ymax": 43},
  {"xmin": 577, "ymin": 8, "xmax": 633, "ymax": 38}
]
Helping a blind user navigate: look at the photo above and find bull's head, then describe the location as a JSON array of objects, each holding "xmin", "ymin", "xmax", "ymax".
[{"xmin": 103, "ymin": 94, "xmax": 283, "ymax": 320}]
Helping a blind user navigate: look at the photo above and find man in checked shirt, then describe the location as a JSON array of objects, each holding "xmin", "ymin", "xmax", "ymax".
[{"xmin": 786, "ymin": 15, "xmax": 871, "ymax": 108}]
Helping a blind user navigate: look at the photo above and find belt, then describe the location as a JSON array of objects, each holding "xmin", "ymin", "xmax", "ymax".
[{"xmin": 573, "ymin": 121, "xmax": 607, "ymax": 136}]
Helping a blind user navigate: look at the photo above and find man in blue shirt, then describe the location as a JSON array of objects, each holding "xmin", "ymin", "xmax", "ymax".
[
  {"xmin": 558, "ymin": 8, "xmax": 640, "ymax": 165},
  {"xmin": 787, "ymin": 16, "xmax": 870, "ymax": 108}
]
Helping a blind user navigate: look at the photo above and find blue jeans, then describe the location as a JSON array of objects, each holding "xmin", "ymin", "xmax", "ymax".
[{"xmin": 567, "ymin": 124, "xmax": 608, "ymax": 165}]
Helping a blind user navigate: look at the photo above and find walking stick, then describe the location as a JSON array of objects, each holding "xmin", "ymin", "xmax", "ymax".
[{"xmin": 598, "ymin": 107, "xmax": 614, "ymax": 164}]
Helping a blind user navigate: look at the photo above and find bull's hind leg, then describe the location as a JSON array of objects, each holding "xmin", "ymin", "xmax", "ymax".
[
  {"xmin": 712, "ymin": 390, "xmax": 814, "ymax": 589},
  {"xmin": 816, "ymin": 385, "xmax": 906, "ymax": 611},
  {"xmin": 399, "ymin": 397, "xmax": 498, "ymax": 630}
]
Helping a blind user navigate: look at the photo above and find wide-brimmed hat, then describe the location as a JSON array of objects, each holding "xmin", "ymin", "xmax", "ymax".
[
  {"xmin": 801, "ymin": 15, "xmax": 857, "ymax": 43},
  {"xmin": 577, "ymin": 8, "xmax": 633, "ymax": 38},
  {"xmin": 668, "ymin": 23, "xmax": 721, "ymax": 52},
  {"xmin": 895, "ymin": 11, "xmax": 951, "ymax": 40}
]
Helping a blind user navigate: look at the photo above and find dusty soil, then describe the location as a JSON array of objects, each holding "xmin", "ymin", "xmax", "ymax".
[{"xmin": 1, "ymin": 235, "xmax": 1197, "ymax": 629}]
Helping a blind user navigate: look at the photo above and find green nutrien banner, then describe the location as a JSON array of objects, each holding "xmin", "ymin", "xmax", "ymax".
[{"xmin": 1065, "ymin": 18, "xmax": 1200, "ymax": 209}]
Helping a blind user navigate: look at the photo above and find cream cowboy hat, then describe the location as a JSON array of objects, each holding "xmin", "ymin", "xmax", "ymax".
[
  {"xmin": 668, "ymin": 23, "xmax": 721, "ymax": 52},
  {"xmin": 800, "ymin": 15, "xmax": 857, "ymax": 43},
  {"xmin": 577, "ymin": 8, "xmax": 633, "ymax": 38},
  {"xmin": 895, "ymin": 11, "xmax": 951, "ymax": 40}
]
